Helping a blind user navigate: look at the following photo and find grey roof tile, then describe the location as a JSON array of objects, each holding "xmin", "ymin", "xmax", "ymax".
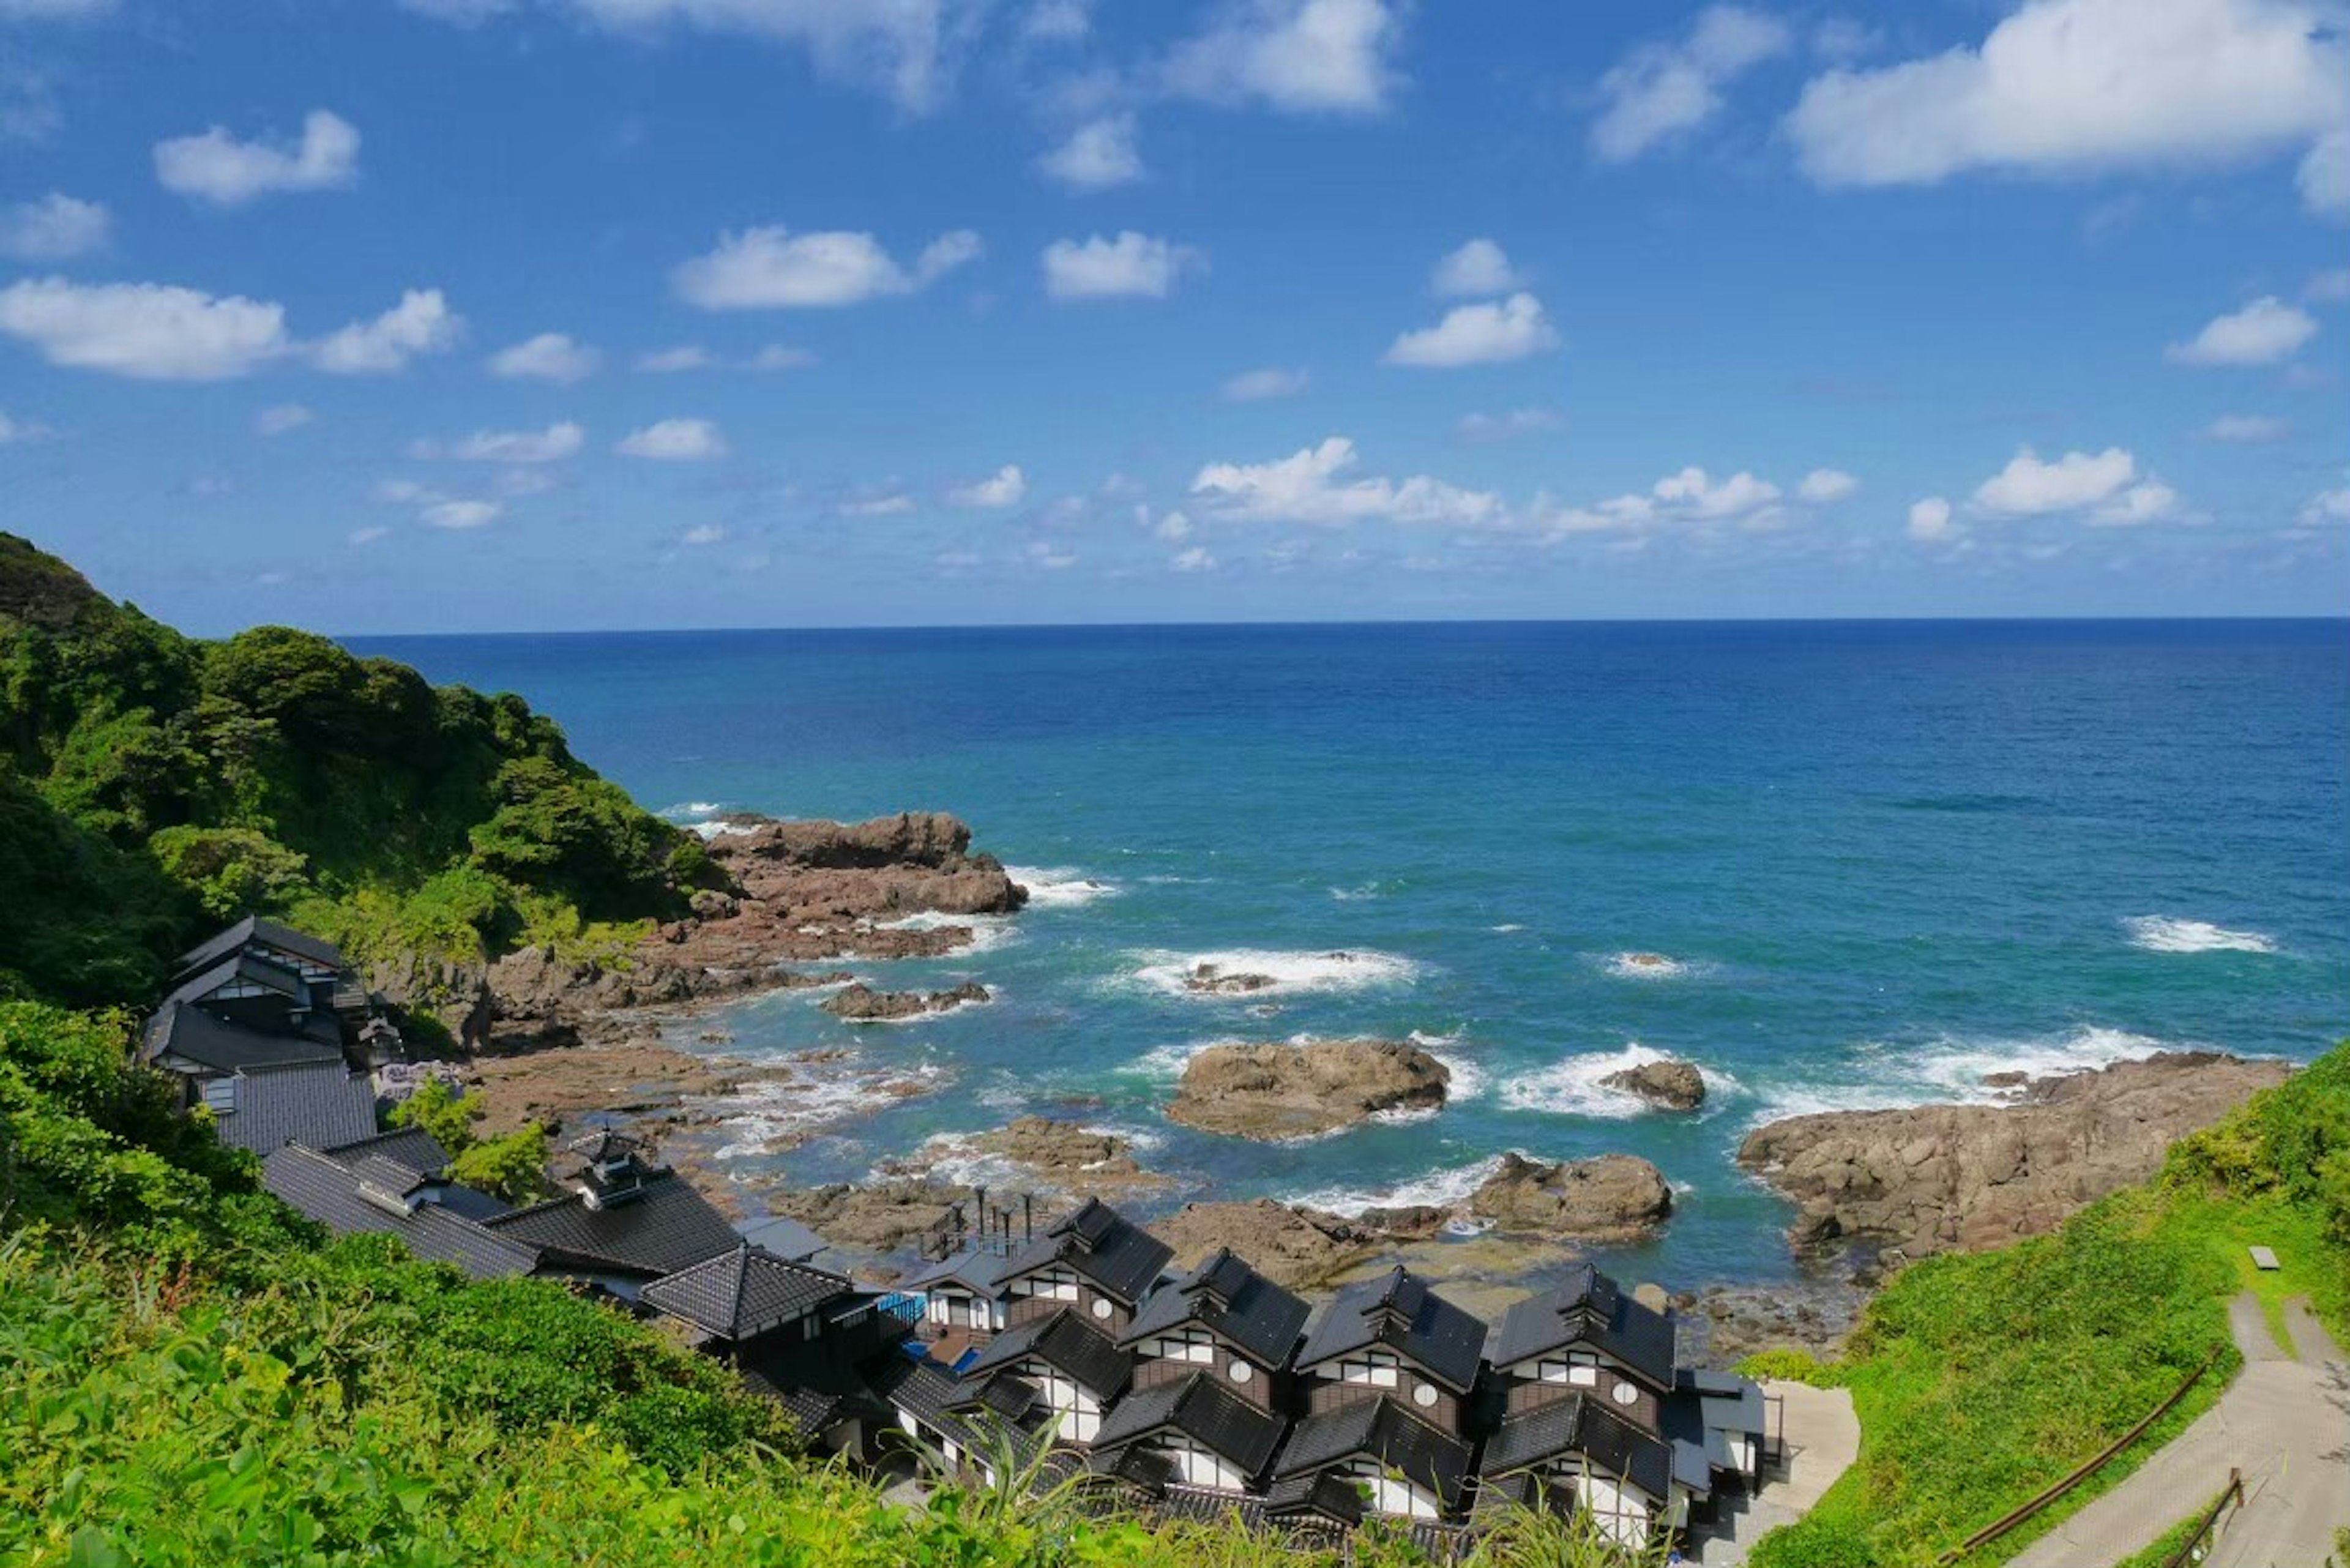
[
  {"xmin": 1272, "ymin": 1397, "xmax": 1473, "ymax": 1507},
  {"xmin": 261, "ymin": 1144, "xmax": 541, "ymax": 1280},
  {"xmin": 641, "ymin": 1243, "xmax": 857, "ymax": 1341},
  {"xmin": 962, "ymin": 1307, "xmax": 1132, "ymax": 1398},
  {"xmin": 482, "ymin": 1176, "xmax": 741, "ymax": 1277},
  {"xmin": 1089, "ymin": 1370, "xmax": 1288, "ymax": 1478},
  {"xmin": 174, "ymin": 916, "xmax": 346, "ymax": 979},
  {"xmin": 1296, "ymin": 1266, "xmax": 1487, "ymax": 1392},
  {"xmin": 1489, "ymin": 1264, "xmax": 1677, "ymax": 1389},
  {"xmin": 1121, "ymin": 1247, "xmax": 1310, "ymax": 1370},
  {"xmin": 999, "ymin": 1198, "xmax": 1171, "ymax": 1306},
  {"xmin": 210, "ymin": 1061, "xmax": 378, "ymax": 1155}
]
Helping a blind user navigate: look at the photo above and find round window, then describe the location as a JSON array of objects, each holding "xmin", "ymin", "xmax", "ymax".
[
  {"xmin": 1229, "ymin": 1359, "xmax": 1254, "ymax": 1385},
  {"xmin": 1090, "ymin": 1297, "xmax": 1114, "ymax": 1320},
  {"xmin": 1611, "ymin": 1380, "xmax": 1639, "ymax": 1407},
  {"xmin": 1412, "ymin": 1382, "xmax": 1439, "ymax": 1408}
]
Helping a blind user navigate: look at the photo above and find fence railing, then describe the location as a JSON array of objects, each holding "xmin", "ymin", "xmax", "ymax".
[{"xmin": 2160, "ymin": 1468, "xmax": 2245, "ymax": 1568}]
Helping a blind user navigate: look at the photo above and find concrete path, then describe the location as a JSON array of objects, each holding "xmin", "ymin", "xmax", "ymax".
[
  {"xmin": 2010, "ymin": 1293, "xmax": 2350, "ymax": 1568},
  {"xmin": 1685, "ymin": 1379, "xmax": 1861, "ymax": 1565}
]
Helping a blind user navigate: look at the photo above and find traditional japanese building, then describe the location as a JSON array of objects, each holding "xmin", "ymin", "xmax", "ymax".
[
  {"xmin": 1119, "ymin": 1246, "xmax": 1308, "ymax": 1410},
  {"xmin": 994, "ymin": 1197, "xmax": 1173, "ymax": 1334},
  {"xmin": 959, "ymin": 1305, "xmax": 1133, "ymax": 1445},
  {"xmin": 1291, "ymin": 1264, "xmax": 1486, "ymax": 1433}
]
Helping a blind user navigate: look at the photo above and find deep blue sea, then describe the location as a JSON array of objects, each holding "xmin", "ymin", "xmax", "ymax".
[{"xmin": 354, "ymin": 620, "xmax": 2350, "ymax": 1288}]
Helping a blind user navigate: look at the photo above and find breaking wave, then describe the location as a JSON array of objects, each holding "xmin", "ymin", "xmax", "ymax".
[
  {"xmin": 1744, "ymin": 1025, "xmax": 2196, "ymax": 1127},
  {"xmin": 1500, "ymin": 1042, "xmax": 1702, "ymax": 1119},
  {"xmin": 1125, "ymin": 947, "xmax": 1423, "ymax": 999},
  {"xmin": 2124, "ymin": 916, "xmax": 2278, "ymax": 955},
  {"xmin": 1289, "ymin": 1154, "xmax": 1509, "ymax": 1218},
  {"xmin": 1006, "ymin": 866, "xmax": 1119, "ymax": 909}
]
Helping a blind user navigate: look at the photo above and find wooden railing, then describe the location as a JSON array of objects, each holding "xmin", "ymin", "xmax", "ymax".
[
  {"xmin": 2160, "ymin": 1469, "xmax": 2244, "ymax": 1568},
  {"xmin": 1933, "ymin": 1345, "xmax": 2225, "ymax": 1564}
]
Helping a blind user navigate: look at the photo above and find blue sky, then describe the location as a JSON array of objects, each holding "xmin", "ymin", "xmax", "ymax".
[{"xmin": 1, "ymin": 0, "xmax": 2346, "ymax": 634}]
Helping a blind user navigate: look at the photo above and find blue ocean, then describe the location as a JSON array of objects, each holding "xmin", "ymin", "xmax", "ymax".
[{"xmin": 356, "ymin": 620, "xmax": 2350, "ymax": 1288}]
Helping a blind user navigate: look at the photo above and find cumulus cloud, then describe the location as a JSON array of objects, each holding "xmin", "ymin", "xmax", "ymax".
[
  {"xmin": 947, "ymin": 464, "xmax": 1027, "ymax": 507},
  {"xmin": 420, "ymin": 498, "xmax": 501, "ymax": 531},
  {"xmin": 311, "ymin": 289, "xmax": 463, "ymax": 374},
  {"xmin": 2300, "ymin": 485, "xmax": 2350, "ymax": 524},
  {"xmin": 1190, "ymin": 436, "xmax": 1505, "ymax": 528},
  {"xmin": 1785, "ymin": 0, "xmax": 2350, "ymax": 217},
  {"xmin": 1592, "ymin": 6, "xmax": 1791, "ymax": 162},
  {"xmin": 638, "ymin": 345, "xmax": 714, "ymax": 373},
  {"xmin": 673, "ymin": 225, "xmax": 981, "ymax": 309},
  {"xmin": 1384, "ymin": 292, "xmax": 1559, "ymax": 368},
  {"xmin": 0, "ymin": 410, "xmax": 61, "ymax": 445},
  {"xmin": 2166, "ymin": 296, "xmax": 2319, "ymax": 365},
  {"xmin": 1798, "ymin": 467, "xmax": 1860, "ymax": 501},
  {"xmin": 154, "ymin": 109, "xmax": 360, "ymax": 207},
  {"xmin": 417, "ymin": 421, "xmax": 585, "ymax": 463},
  {"xmin": 1169, "ymin": 546, "xmax": 1217, "ymax": 572},
  {"xmin": 254, "ymin": 403, "xmax": 313, "ymax": 436},
  {"xmin": 1908, "ymin": 496, "xmax": 1956, "ymax": 540},
  {"xmin": 0, "ymin": 192, "xmax": 108, "ymax": 260},
  {"xmin": 1430, "ymin": 238, "xmax": 1526, "ymax": 296},
  {"xmin": 1040, "ymin": 113, "xmax": 1144, "ymax": 191},
  {"xmin": 1653, "ymin": 466, "xmax": 1780, "ymax": 517},
  {"xmin": 1456, "ymin": 408, "xmax": 1564, "ymax": 443},
  {"xmin": 1163, "ymin": 0, "xmax": 1401, "ymax": 114},
  {"xmin": 2298, "ymin": 127, "xmax": 2350, "ymax": 217},
  {"xmin": 0, "ymin": 277, "xmax": 289, "ymax": 381},
  {"xmin": 617, "ymin": 417, "xmax": 728, "ymax": 460},
  {"xmin": 1972, "ymin": 446, "xmax": 2136, "ymax": 513},
  {"xmin": 1042, "ymin": 231, "xmax": 1201, "ymax": 299},
  {"xmin": 488, "ymin": 331, "xmax": 600, "ymax": 383},
  {"xmin": 2206, "ymin": 413, "xmax": 2290, "ymax": 441},
  {"xmin": 1222, "ymin": 366, "xmax": 1308, "ymax": 401}
]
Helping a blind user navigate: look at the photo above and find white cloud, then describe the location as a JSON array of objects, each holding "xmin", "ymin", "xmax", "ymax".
[
  {"xmin": 1190, "ymin": 436, "xmax": 1505, "ymax": 528},
  {"xmin": 1430, "ymin": 238, "xmax": 1526, "ymax": 296},
  {"xmin": 1785, "ymin": 0, "xmax": 2350, "ymax": 218},
  {"xmin": 0, "ymin": 192, "xmax": 108, "ymax": 260},
  {"xmin": 1384, "ymin": 292, "xmax": 1559, "ymax": 368},
  {"xmin": 488, "ymin": 330, "xmax": 600, "ymax": 384},
  {"xmin": 1042, "ymin": 231, "xmax": 1201, "ymax": 300},
  {"xmin": 2300, "ymin": 127, "xmax": 2350, "ymax": 217},
  {"xmin": 1972, "ymin": 446, "xmax": 2136, "ymax": 513},
  {"xmin": 617, "ymin": 417, "xmax": 728, "ymax": 460},
  {"xmin": 154, "ymin": 109, "xmax": 360, "ymax": 207},
  {"xmin": 1457, "ymin": 408, "xmax": 1564, "ymax": 443},
  {"xmin": 2206, "ymin": 413, "xmax": 2290, "ymax": 441},
  {"xmin": 2307, "ymin": 268, "xmax": 2350, "ymax": 302},
  {"xmin": 1908, "ymin": 496, "xmax": 1956, "ymax": 540},
  {"xmin": 255, "ymin": 403, "xmax": 314, "ymax": 436},
  {"xmin": 1593, "ymin": 6, "xmax": 1792, "ymax": 162},
  {"xmin": 1653, "ymin": 466, "xmax": 1780, "ymax": 517},
  {"xmin": 0, "ymin": 277, "xmax": 291, "ymax": 380},
  {"xmin": 680, "ymin": 523, "xmax": 726, "ymax": 545},
  {"xmin": 2300, "ymin": 485, "xmax": 2350, "ymax": 524},
  {"xmin": 0, "ymin": 410, "xmax": 61, "ymax": 445},
  {"xmin": 1022, "ymin": 540, "xmax": 1079, "ymax": 569},
  {"xmin": 1024, "ymin": 0, "xmax": 1090, "ymax": 42},
  {"xmin": 2089, "ymin": 480, "xmax": 2185, "ymax": 526},
  {"xmin": 1524, "ymin": 465, "xmax": 1790, "ymax": 538},
  {"xmin": 2166, "ymin": 296, "xmax": 2320, "ymax": 365},
  {"xmin": 638, "ymin": 345, "xmax": 714, "ymax": 373},
  {"xmin": 947, "ymin": 464, "xmax": 1027, "ymax": 507},
  {"xmin": 311, "ymin": 289, "xmax": 463, "ymax": 375},
  {"xmin": 1040, "ymin": 113, "xmax": 1144, "ymax": 191},
  {"xmin": 1164, "ymin": 0, "xmax": 1401, "ymax": 114},
  {"xmin": 1153, "ymin": 509, "xmax": 1193, "ymax": 542},
  {"xmin": 673, "ymin": 225, "xmax": 981, "ymax": 309},
  {"xmin": 1222, "ymin": 366, "xmax": 1308, "ymax": 401},
  {"xmin": 1798, "ymin": 467, "xmax": 1860, "ymax": 501},
  {"xmin": 420, "ymin": 498, "xmax": 501, "ymax": 531},
  {"xmin": 348, "ymin": 525, "xmax": 391, "ymax": 547},
  {"xmin": 419, "ymin": 421, "xmax": 585, "ymax": 464},
  {"xmin": 1169, "ymin": 546, "xmax": 1218, "ymax": 572},
  {"xmin": 748, "ymin": 343, "xmax": 818, "ymax": 370}
]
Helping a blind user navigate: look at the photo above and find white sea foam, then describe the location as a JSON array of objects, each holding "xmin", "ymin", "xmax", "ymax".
[
  {"xmin": 1603, "ymin": 951, "xmax": 1698, "ymax": 980},
  {"xmin": 1125, "ymin": 947, "xmax": 1423, "ymax": 999},
  {"xmin": 1006, "ymin": 866, "xmax": 1120, "ymax": 909},
  {"xmin": 1501, "ymin": 1042, "xmax": 1699, "ymax": 1119},
  {"xmin": 703, "ymin": 1059, "xmax": 948, "ymax": 1159},
  {"xmin": 874, "ymin": 910, "xmax": 1021, "ymax": 955},
  {"xmin": 1745, "ymin": 1025, "xmax": 2195, "ymax": 1127},
  {"xmin": 1129, "ymin": 1037, "xmax": 1228, "ymax": 1078},
  {"xmin": 2125, "ymin": 916, "xmax": 2278, "ymax": 955},
  {"xmin": 1490, "ymin": 923, "xmax": 1527, "ymax": 934},
  {"xmin": 1291, "ymin": 1154, "xmax": 1510, "ymax": 1218},
  {"xmin": 1329, "ymin": 881, "xmax": 1395, "ymax": 903}
]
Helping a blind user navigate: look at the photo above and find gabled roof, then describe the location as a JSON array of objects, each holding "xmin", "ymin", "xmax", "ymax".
[
  {"xmin": 208, "ymin": 1059, "xmax": 378, "ymax": 1155},
  {"xmin": 736, "ymin": 1214, "xmax": 832, "ymax": 1264},
  {"xmin": 1121, "ymin": 1247, "xmax": 1310, "ymax": 1370},
  {"xmin": 1294, "ymin": 1266, "xmax": 1487, "ymax": 1393},
  {"xmin": 1489, "ymin": 1263, "xmax": 1677, "ymax": 1391},
  {"xmin": 174, "ymin": 916, "xmax": 346, "ymax": 979},
  {"xmin": 947, "ymin": 1369, "xmax": 1043, "ymax": 1424},
  {"xmin": 1271, "ymin": 1397, "xmax": 1473, "ymax": 1509},
  {"xmin": 323, "ymin": 1125, "xmax": 449, "ymax": 1176},
  {"xmin": 641, "ymin": 1243, "xmax": 857, "ymax": 1342},
  {"xmin": 999, "ymin": 1198, "xmax": 1172, "ymax": 1306},
  {"xmin": 870, "ymin": 1356, "xmax": 1049, "ymax": 1464},
  {"xmin": 482, "ymin": 1174, "xmax": 742, "ymax": 1278},
  {"xmin": 906, "ymin": 1246, "xmax": 1011, "ymax": 1295},
  {"xmin": 963, "ymin": 1307, "xmax": 1132, "ymax": 1398},
  {"xmin": 166, "ymin": 949, "xmax": 309, "ymax": 1010},
  {"xmin": 1479, "ymin": 1394, "xmax": 1674, "ymax": 1503},
  {"xmin": 261, "ymin": 1144, "xmax": 539, "ymax": 1280},
  {"xmin": 1089, "ymin": 1370, "xmax": 1288, "ymax": 1479},
  {"xmin": 143, "ymin": 1002, "xmax": 344, "ymax": 1073}
]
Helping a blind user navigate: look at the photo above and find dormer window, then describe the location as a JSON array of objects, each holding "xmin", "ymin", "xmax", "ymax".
[{"xmin": 1337, "ymin": 1352, "xmax": 1400, "ymax": 1388}]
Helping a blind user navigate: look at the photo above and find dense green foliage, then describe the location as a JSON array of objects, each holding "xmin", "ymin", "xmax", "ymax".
[
  {"xmin": 0, "ymin": 533, "xmax": 704, "ymax": 1005},
  {"xmin": 386, "ymin": 1078, "xmax": 551, "ymax": 1204},
  {"xmin": 1751, "ymin": 1044, "xmax": 2350, "ymax": 1568}
]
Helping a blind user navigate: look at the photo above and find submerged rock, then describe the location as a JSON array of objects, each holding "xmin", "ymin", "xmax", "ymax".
[
  {"xmin": 1167, "ymin": 1039, "xmax": 1450, "ymax": 1141},
  {"xmin": 1739, "ymin": 1050, "xmax": 2294, "ymax": 1260},
  {"xmin": 821, "ymin": 980, "xmax": 990, "ymax": 1022},
  {"xmin": 1184, "ymin": 964, "xmax": 1279, "ymax": 995},
  {"xmin": 1468, "ymin": 1152, "xmax": 1674, "ymax": 1241},
  {"xmin": 1600, "ymin": 1059, "xmax": 1707, "ymax": 1111}
]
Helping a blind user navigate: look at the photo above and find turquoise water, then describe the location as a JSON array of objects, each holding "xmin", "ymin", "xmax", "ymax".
[{"xmin": 356, "ymin": 621, "xmax": 2350, "ymax": 1286}]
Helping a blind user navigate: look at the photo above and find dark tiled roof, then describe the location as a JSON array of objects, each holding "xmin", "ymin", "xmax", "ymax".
[
  {"xmin": 641, "ymin": 1243, "xmax": 856, "ymax": 1341},
  {"xmin": 261, "ymin": 1144, "xmax": 540, "ymax": 1279},
  {"xmin": 1272, "ymin": 1397, "xmax": 1473, "ymax": 1507},
  {"xmin": 907, "ymin": 1247, "xmax": 1011, "ymax": 1294},
  {"xmin": 209, "ymin": 1060, "xmax": 378, "ymax": 1154},
  {"xmin": 1479, "ymin": 1395, "xmax": 1673, "ymax": 1503},
  {"xmin": 963, "ymin": 1307, "xmax": 1132, "ymax": 1398},
  {"xmin": 1295, "ymin": 1266, "xmax": 1487, "ymax": 1393},
  {"xmin": 999, "ymin": 1198, "xmax": 1171, "ymax": 1306},
  {"xmin": 1676, "ymin": 1367, "xmax": 1769, "ymax": 1437},
  {"xmin": 870, "ymin": 1353, "xmax": 966, "ymax": 1429},
  {"xmin": 949, "ymin": 1370, "xmax": 1043, "ymax": 1424},
  {"xmin": 1121, "ymin": 1247, "xmax": 1310, "ymax": 1369},
  {"xmin": 1152, "ymin": 1486, "xmax": 1272, "ymax": 1528},
  {"xmin": 1089, "ymin": 1370, "xmax": 1288, "ymax": 1478},
  {"xmin": 167, "ymin": 950, "xmax": 308, "ymax": 1009},
  {"xmin": 1263, "ymin": 1471, "xmax": 1371, "ymax": 1525},
  {"xmin": 482, "ymin": 1176, "xmax": 742, "ymax": 1277},
  {"xmin": 144, "ymin": 1002, "xmax": 344, "ymax": 1073},
  {"xmin": 1488, "ymin": 1264, "xmax": 1676, "ymax": 1390},
  {"xmin": 322, "ymin": 1126, "xmax": 449, "ymax": 1175},
  {"xmin": 736, "ymin": 1214, "xmax": 832, "ymax": 1264},
  {"xmin": 174, "ymin": 916, "xmax": 346, "ymax": 979}
]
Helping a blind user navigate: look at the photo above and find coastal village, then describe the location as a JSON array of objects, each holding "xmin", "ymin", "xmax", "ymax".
[{"xmin": 146, "ymin": 910, "xmax": 1788, "ymax": 1558}]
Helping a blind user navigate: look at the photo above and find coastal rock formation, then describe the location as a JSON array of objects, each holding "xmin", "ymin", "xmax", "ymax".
[
  {"xmin": 764, "ymin": 1178, "xmax": 972, "ymax": 1255},
  {"xmin": 971, "ymin": 1117, "xmax": 1144, "ymax": 1178},
  {"xmin": 1152, "ymin": 1199, "xmax": 1450, "ymax": 1291},
  {"xmin": 1739, "ymin": 1051, "xmax": 2294, "ymax": 1260},
  {"xmin": 1184, "ymin": 964, "xmax": 1279, "ymax": 995},
  {"xmin": 1468, "ymin": 1152, "xmax": 1674, "ymax": 1241},
  {"xmin": 1601, "ymin": 1059, "xmax": 1707, "ymax": 1111},
  {"xmin": 1677, "ymin": 1278, "xmax": 1872, "ymax": 1367},
  {"xmin": 1166, "ymin": 1040, "xmax": 1450, "ymax": 1140},
  {"xmin": 822, "ymin": 980, "xmax": 990, "ymax": 1023}
]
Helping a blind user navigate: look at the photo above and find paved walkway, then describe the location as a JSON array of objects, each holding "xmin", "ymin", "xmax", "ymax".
[
  {"xmin": 2011, "ymin": 1293, "xmax": 2350, "ymax": 1568},
  {"xmin": 1685, "ymin": 1379, "xmax": 1861, "ymax": 1565}
]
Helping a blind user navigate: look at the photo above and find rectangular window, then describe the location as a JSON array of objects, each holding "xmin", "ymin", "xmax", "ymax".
[
  {"xmin": 1338, "ymin": 1354, "xmax": 1400, "ymax": 1387},
  {"xmin": 201, "ymin": 1078, "xmax": 238, "ymax": 1114},
  {"xmin": 1568, "ymin": 1353, "xmax": 1599, "ymax": 1387}
]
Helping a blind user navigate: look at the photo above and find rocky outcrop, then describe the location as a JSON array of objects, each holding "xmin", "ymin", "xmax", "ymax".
[
  {"xmin": 1468, "ymin": 1152, "xmax": 1674, "ymax": 1241},
  {"xmin": 1677, "ymin": 1277, "xmax": 1872, "ymax": 1367},
  {"xmin": 1152, "ymin": 1200, "xmax": 1450, "ymax": 1292},
  {"xmin": 763, "ymin": 1178, "xmax": 972, "ymax": 1255},
  {"xmin": 821, "ymin": 980, "xmax": 990, "ymax": 1023},
  {"xmin": 1601, "ymin": 1059, "xmax": 1706, "ymax": 1111},
  {"xmin": 970, "ymin": 1117, "xmax": 1144, "ymax": 1178},
  {"xmin": 1184, "ymin": 965, "xmax": 1279, "ymax": 995},
  {"xmin": 1167, "ymin": 1040, "xmax": 1450, "ymax": 1141},
  {"xmin": 1739, "ymin": 1051, "xmax": 2294, "ymax": 1260}
]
